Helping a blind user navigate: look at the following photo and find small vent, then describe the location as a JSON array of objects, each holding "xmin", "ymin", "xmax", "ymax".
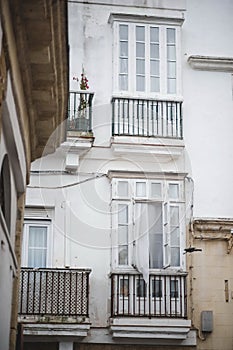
[{"xmin": 24, "ymin": 207, "xmax": 53, "ymax": 220}]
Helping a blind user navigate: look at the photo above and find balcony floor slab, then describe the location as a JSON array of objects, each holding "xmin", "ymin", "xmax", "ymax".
[
  {"xmin": 111, "ymin": 136, "xmax": 184, "ymax": 159},
  {"xmin": 21, "ymin": 322, "xmax": 91, "ymax": 338},
  {"xmin": 110, "ymin": 317, "xmax": 195, "ymax": 344}
]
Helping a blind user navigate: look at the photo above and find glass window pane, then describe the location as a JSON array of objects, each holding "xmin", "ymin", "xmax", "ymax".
[
  {"xmin": 136, "ymin": 43, "xmax": 145, "ymax": 57},
  {"xmin": 148, "ymin": 203, "xmax": 163, "ymax": 268},
  {"xmin": 167, "ymin": 61, "xmax": 176, "ymax": 78},
  {"xmin": 29, "ymin": 226, "xmax": 47, "ymax": 247},
  {"xmin": 136, "ymin": 59, "xmax": 145, "ymax": 74},
  {"xmin": 171, "ymin": 227, "xmax": 180, "ymax": 245},
  {"xmin": 167, "ymin": 78, "xmax": 176, "ymax": 94},
  {"xmin": 151, "ymin": 77, "xmax": 160, "ymax": 92},
  {"xmin": 169, "ymin": 184, "xmax": 179, "ymax": 199},
  {"xmin": 118, "ymin": 181, "xmax": 128, "ymax": 197},
  {"xmin": 170, "ymin": 206, "xmax": 179, "ymax": 226},
  {"xmin": 28, "ymin": 226, "xmax": 47, "ymax": 268},
  {"xmin": 136, "ymin": 76, "xmax": 145, "ymax": 91},
  {"xmin": 167, "ymin": 45, "xmax": 176, "ymax": 60},
  {"xmin": 28, "ymin": 248, "xmax": 46, "ymax": 268},
  {"xmin": 150, "ymin": 27, "xmax": 159, "ymax": 42},
  {"xmin": 120, "ymin": 278, "xmax": 129, "ymax": 296},
  {"xmin": 171, "ymin": 247, "xmax": 180, "ymax": 266},
  {"xmin": 120, "ymin": 41, "xmax": 128, "ymax": 57},
  {"xmin": 152, "ymin": 278, "xmax": 162, "ymax": 298},
  {"xmin": 119, "ymin": 246, "xmax": 128, "ymax": 265},
  {"xmin": 136, "ymin": 182, "xmax": 146, "ymax": 197},
  {"xmin": 136, "ymin": 26, "xmax": 145, "ymax": 41},
  {"xmin": 118, "ymin": 204, "xmax": 128, "ymax": 224},
  {"xmin": 170, "ymin": 280, "xmax": 179, "ymax": 298},
  {"xmin": 119, "ymin": 75, "xmax": 128, "ymax": 91},
  {"xmin": 137, "ymin": 278, "xmax": 146, "ymax": 297},
  {"xmin": 118, "ymin": 225, "xmax": 128, "ymax": 245},
  {"xmin": 167, "ymin": 28, "xmax": 176, "ymax": 44},
  {"xmin": 151, "ymin": 183, "xmax": 161, "ymax": 198},
  {"xmin": 150, "ymin": 44, "xmax": 159, "ymax": 59},
  {"xmin": 150, "ymin": 60, "xmax": 159, "ymax": 76},
  {"xmin": 120, "ymin": 58, "xmax": 128, "ymax": 74},
  {"xmin": 120, "ymin": 24, "xmax": 128, "ymax": 40}
]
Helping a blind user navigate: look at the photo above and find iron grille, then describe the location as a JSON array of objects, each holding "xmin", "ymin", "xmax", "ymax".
[
  {"xmin": 111, "ymin": 272, "xmax": 187, "ymax": 318},
  {"xmin": 112, "ymin": 97, "xmax": 183, "ymax": 139},
  {"xmin": 19, "ymin": 268, "xmax": 91, "ymax": 317}
]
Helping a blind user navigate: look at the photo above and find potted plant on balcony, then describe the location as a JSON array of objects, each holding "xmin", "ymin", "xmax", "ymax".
[{"xmin": 71, "ymin": 68, "xmax": 91, "ymax": 133}]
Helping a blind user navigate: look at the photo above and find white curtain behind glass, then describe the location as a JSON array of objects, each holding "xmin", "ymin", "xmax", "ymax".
[
  {"xmin": 148, "ymin": 202, "xmax": 163, "ymax": 269},
  {"xmin": 135, "ymin": 202, "xmax": 163, "ymax": 284},
  {"xmin": 28, "ymin": 226, "xmax": 47, "ymax": 268},
  {"xmin": 135, "ymin": 203, "xmax": 149, "ymax": 284}
]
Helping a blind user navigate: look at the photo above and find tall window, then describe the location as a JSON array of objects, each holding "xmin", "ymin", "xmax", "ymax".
[
  {"xmin": 115, "ymin": 22, "xmax": 181, "ymax": 96},
  {"xmin": 112, "ymin": 178, "xmax": 185, "ymax": 270},
  {"xmin": 22, "ymin": 221, "xmax": 51, "ymax": 268}
]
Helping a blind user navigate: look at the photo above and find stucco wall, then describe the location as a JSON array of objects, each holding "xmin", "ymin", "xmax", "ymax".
[{"xmin": 182, "ymin": 0, "xmax": 233, "ymax": 218}]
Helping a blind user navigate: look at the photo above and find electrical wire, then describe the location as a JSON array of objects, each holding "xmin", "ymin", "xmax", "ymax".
[{"xmin": 27, "ymin": 173, "xmax": 107, "ymax": 189}]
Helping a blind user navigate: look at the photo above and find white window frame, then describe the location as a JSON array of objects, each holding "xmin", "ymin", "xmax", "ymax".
[
  {"xmin": 111, "ymin": 177, "xmax": 185, "ymax": 271},
  {"xmin": 22, "ymin": 220, "xmax": 52, "ymax": 268},
  {"xmin": 112, "ymin": 18, "xmax": 182, "ymax": 99}
]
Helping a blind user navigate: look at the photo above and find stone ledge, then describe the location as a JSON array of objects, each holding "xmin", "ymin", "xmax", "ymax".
[
  {"xmin": 111, "ymin": 136, "xmax": 184, "ymax": 160},
  {"xmin": 188, "ymin": 55, "xmax": 233, "ymax": 72},
  {"xmin": 110, "ymin": 318, "xmax": 194, "ymax": 342},
  {"xmin": 21, "ymin": 322, "xmax": 91, "ymax": 338}
]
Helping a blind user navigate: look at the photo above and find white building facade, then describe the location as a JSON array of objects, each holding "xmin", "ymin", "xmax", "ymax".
[{"xmin": 19, "ymin": 1, "xmax": 233, "ymax": 350}]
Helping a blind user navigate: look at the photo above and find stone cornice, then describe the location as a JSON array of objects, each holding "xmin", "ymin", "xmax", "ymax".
[
  {"xmin": 193, "ymin": 218, "xmax": 233, "ymax": 234},
  {"xmin": 109, "ymin": 13, "xmax": 185, "ymax": 26},
  {"xmin": 188, "ymin": 55, "xmax": 233, "ymax": 72},
  {"xmin": 192, "ymin": 218, "xmax": 233, "ymax": 254}
]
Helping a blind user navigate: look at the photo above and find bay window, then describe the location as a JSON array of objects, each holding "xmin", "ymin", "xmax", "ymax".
[
  {"xmin": 114, "ymin": 20, "xmax": 181, "ymax": 96},
  {"xmin": 112, "ymin": 178, "xmax": 185, "ymax": 275}
]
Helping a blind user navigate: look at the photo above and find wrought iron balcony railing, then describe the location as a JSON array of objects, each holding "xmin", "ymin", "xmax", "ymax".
[
  {"xmin": 18, "ymin": 268, "xmax": 91, "ymax": 318},
  {"xmin": 111, "ymin": 272, "xmax": 187, "ymax": 318},
  {"xmin": 67, "ymin": 91, "xmax": 94, "ymax": 133},
  {"xmin": 112, "ymin": 97, "xmax": 183, "ymax": 139}
]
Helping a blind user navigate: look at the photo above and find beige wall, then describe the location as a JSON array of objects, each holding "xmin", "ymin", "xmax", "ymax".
[{"xmin": 188, "ymin": 220, "xmax": 233, "ymax": 350}]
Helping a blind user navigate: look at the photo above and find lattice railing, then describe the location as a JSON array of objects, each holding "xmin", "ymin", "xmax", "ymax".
[{"xmin": 18, "ymin": 268, "xmax": 91, "ymax": 317}]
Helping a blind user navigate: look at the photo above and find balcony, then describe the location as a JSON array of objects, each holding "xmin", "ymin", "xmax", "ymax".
[
  {"xmin": 67, "ymin": 91, "xmax": 94, "ymax": 136},
  {"xmin": 18, "ymin": 268, "xmax": 91, "ymax": 338},
  {"xmin": 111, "ymin": 272, "xmax": 187, "ymax": 318},
  {"xmin": 110, "ymin": 272, "xmax": 193, "ymax": 343},
  {"xmin": 112, "ymin": 97, "xmax": 183, "ymax": 139}
]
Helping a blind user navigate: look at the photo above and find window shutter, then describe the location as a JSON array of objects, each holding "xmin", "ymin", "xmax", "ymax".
[{"xmin": 24, "ymin": 207, "xmax": 53, "ymax": 220}]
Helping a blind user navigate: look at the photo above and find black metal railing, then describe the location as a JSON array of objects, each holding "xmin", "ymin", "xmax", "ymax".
[
  {"xmin": 112, "ymin": 97, "xmax": 183, "ymax": 139},
  {"xmin": 19, "ymin": 268, "xmax": 91, "ymax": 317},
  {"xmin": 67, "ymin": 91, "xmax": 94, "ymax": 133},
  {"xmin": 111, "ymin": 272, "xmax": 187, "ymax": 318}
]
